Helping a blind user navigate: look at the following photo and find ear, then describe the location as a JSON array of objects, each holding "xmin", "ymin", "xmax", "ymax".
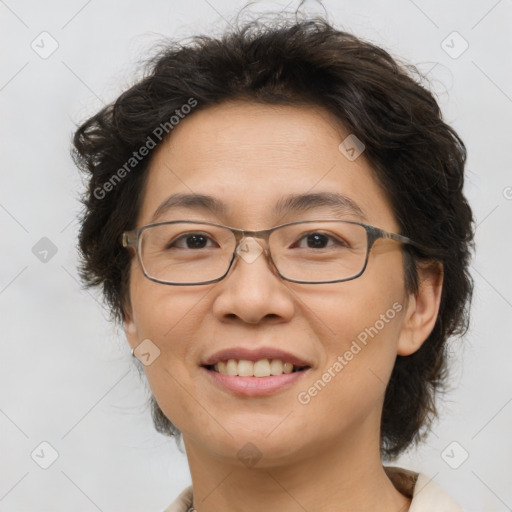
[
  {"xmin": 397, "ymin": 262, "xmax": 443, "ymax": 356},
  {"xmin": 122, "ymin": 301, "xmax": 139, "ymax": 352}
]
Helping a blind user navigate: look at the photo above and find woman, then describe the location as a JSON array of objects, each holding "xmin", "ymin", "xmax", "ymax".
[{"xmin": 72, "ymin": 14, "xmax": 473, "ymax": 512}]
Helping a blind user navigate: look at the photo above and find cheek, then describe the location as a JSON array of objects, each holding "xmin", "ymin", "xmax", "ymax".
[
  {"xmin": 129, "ymin": 264, "xmax": 209, "ymax": 349},
  {"xmin": 129, "ymin": 275, "xmax": 220, "ymax": 433},
  {"xmin": 291, "ymin": 308, "xmax": 405, "ymax": 450},
  {"xmin": 295, "ymin": 252, "xmax": 407, "ymax": 414},
  {"xmin": 303, "ymin": 247, "xmax": 406, "ymax": 347}
]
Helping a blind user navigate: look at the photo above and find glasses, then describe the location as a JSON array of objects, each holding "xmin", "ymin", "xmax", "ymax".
[{"xmin": 121, "ymin": 219, "xmax": 428, "ymax": 286}]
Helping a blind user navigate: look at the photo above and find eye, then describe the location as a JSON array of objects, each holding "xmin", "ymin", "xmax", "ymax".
[
  {"xmin": 291, "ymin": 231, "xmax": 348, "ymax": 250},
  {"xmin": 167, "ymin": 232, "xmax": 218, "ymax": 250}
]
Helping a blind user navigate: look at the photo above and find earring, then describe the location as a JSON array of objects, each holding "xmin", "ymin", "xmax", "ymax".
[{"xmin": 130, "ymin": 348, "xmax": 135, "ymax": 357}]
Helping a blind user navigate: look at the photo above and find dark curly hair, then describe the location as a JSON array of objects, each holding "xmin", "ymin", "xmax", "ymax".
[{"xmin": 71, "ymin": 14, "xmax": 474, "ymax": 460}]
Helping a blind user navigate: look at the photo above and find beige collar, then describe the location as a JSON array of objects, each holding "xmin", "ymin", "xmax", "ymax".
[{"xmin": 164, "ymin": 466, "xmax": 464, "ymax": 512}]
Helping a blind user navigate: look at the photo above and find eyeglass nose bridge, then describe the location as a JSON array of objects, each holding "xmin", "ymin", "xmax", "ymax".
[
  {"xmin": 227, "ymin": 228, "xmax": 281, "ymax": 277},
  {"xmin": 235, "ymin": 235, "xmax": 269, "ymax": 264}
]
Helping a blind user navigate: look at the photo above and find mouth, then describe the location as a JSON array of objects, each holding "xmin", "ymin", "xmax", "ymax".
[
  {"xmin": 201, "ymin": 348, "xmax": 312, "ymax": 396},
  {"xmin": 204, "ymin": 358, "xmax": 310, "ymax": 377}
]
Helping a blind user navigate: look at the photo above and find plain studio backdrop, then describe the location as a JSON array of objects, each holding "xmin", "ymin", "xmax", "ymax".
[{"xmin": 1, "ymin": 0, "xmax": 511, "ymax": 510}]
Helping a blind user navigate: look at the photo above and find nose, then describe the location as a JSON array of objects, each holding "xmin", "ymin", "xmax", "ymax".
[{"xmin": 211, "ymin": 237, "xmax": 296, "ymax": 324}]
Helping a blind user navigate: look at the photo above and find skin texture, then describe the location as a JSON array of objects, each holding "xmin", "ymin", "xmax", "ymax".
[{"xmin": 123, "ymin": 101, "xmax": 443, "ymax": 512}]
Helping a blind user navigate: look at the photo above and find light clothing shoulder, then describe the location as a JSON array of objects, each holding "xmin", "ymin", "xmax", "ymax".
[
  {"xmin": 409, "ymin": 472, "xmax": 465, "ymax": 511},
  {"xmin": 163, "ymin": 466, "xmax": 465, "ymax": 512}
]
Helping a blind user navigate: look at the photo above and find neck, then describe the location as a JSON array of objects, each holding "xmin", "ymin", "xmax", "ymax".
[{"xmin": 183, "ymin": 431, "xmax": 411, "ymax": 512}]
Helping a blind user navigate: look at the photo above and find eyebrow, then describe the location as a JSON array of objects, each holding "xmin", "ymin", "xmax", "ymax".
[{"xmin": 150, "ymin": 191, "xmax": 367, "ymax": 223}]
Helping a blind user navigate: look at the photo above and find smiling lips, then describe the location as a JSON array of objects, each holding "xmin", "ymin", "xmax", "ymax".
[{"xmin": 202, "ymin": 348, "xmax": 312, "ymax": 395}]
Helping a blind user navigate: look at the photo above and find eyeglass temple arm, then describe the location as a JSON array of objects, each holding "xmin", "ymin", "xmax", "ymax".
[
  {"xmin": 379, "ymin": 230, "xmax": 437, "ymax": 256},
  {"xmin": 121, "ymin": 230, "xmax": 138, "ymax": 248}
]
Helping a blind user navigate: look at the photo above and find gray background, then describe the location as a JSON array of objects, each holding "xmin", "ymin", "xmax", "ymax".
[{"xmin": 1, "ymin": 0, "xmax": 511, "ymax": 510}]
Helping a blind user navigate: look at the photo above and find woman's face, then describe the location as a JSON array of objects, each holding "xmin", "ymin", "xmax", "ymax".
[{"xmin": 124, "ymin": 101, "xmax": 416, "ymax": 466}]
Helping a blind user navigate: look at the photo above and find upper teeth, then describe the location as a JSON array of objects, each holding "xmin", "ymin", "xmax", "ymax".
[{"xmin": 214, "ymin": 359, "xmax": 296, "ymax": 377}]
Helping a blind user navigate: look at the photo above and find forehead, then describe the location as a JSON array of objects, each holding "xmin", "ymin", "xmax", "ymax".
[{"xmin": 137, "ymin": 101, "xmax": 397, "ymax": 230}]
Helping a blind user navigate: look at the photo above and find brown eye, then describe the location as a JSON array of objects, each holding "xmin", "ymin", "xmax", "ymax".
[
  {"xmin": 291, "ymin": 232, "xmax": 348, "ymax": 250},
  {"xmin": 167, "ymin": 232, "xmax": 217, "ymax": 250}
]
